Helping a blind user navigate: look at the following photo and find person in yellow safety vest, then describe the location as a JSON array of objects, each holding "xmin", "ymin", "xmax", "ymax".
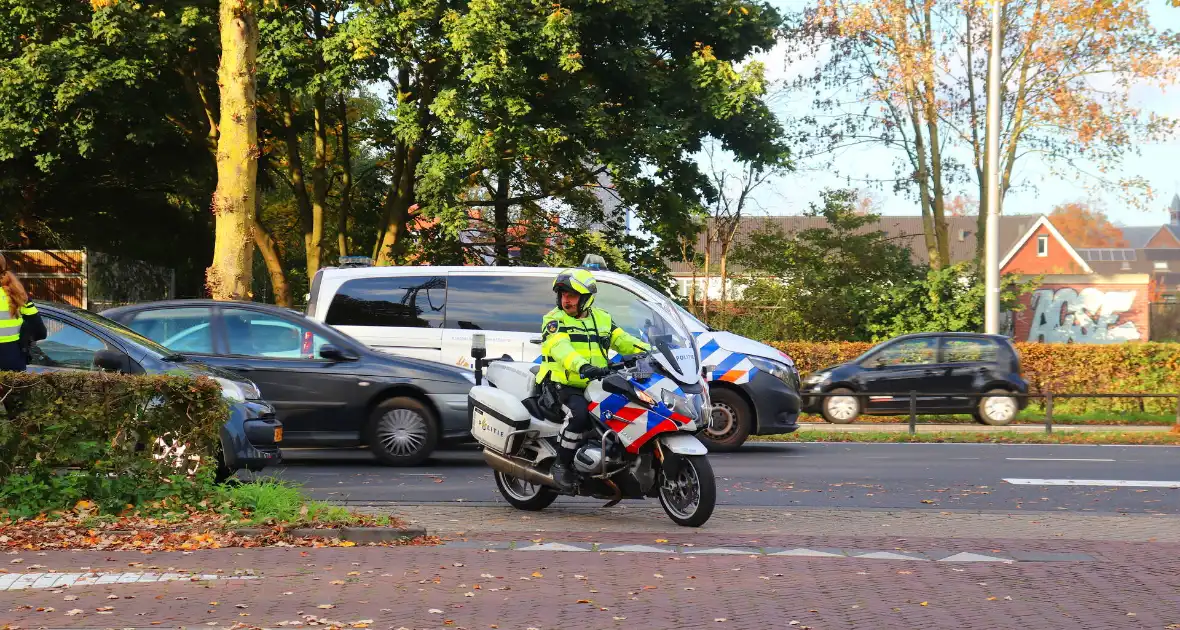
[
  {"xmin": 0, "ymin": 254, "xmax": 46, "ymax": 372},
  {"xmin": 537, "ymin": 267, "xmax": 648, "ymax": 491}
]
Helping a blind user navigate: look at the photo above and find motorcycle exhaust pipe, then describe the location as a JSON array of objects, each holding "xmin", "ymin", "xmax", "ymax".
[{"xmin": 483, "ymin": 449, "xmax": 558, "ymax": 488}]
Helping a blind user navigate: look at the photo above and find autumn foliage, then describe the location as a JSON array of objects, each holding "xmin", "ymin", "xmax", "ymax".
[
  {"xmin": 1049, "ymin": 202, "xmax": 1128, "ymax": 247},
  {"xmin": 777, "ymin": 341, "xmax": 1180, "ymax": 415}
]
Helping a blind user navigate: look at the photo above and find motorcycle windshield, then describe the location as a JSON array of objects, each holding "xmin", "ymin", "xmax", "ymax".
[{"xmin": 636, "ymin": 299, "xmax": 701, "ymax": 386}]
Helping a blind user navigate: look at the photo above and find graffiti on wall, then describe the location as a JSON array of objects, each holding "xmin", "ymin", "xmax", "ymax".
[{"xmin": 1028, "ymin": 288, "xmax": 1141, "ymax": 343}]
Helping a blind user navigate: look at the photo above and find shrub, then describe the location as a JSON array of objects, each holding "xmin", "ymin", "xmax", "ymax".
[
  {"xmin": 0, "ymin": 371, "xmax": 228, "ymax": 517},
  {"xmin": 774, "ymin": 341, "xmax": 1180, "ymax": 415}
]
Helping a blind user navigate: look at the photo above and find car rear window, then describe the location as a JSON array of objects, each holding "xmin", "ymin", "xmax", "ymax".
[
  {"xmin": 325, "ymin": 276, "xmax": 446, "ymax": 328},
  {"xmin": 941, "ymin": 338, "xmax": 999, "ymax": 363}
]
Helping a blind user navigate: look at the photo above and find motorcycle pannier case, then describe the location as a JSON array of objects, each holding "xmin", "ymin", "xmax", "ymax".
[{"xmin": 468, "ymin": 387, "xmax": 532, "ymax": 455}]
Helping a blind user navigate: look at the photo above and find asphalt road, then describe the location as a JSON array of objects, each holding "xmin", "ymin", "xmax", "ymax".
[{"xmin": 254, "ymin": 442, "xmax": 1180, "ymax": 514}]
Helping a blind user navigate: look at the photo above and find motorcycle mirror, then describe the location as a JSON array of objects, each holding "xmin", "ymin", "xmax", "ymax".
[{"xmin": 471, "ymin": 333, "xmax": 487, "ymax": 360}]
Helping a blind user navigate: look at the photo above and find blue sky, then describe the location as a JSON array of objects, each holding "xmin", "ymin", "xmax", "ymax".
[{"xmin": 720, "ymin": 0, "xmax": 1180, "ymax": 228}]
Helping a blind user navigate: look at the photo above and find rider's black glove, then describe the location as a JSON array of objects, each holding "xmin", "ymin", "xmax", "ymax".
[{"xmin": 579, "ymin": 364, "xmax": 611, "ymax": 380}]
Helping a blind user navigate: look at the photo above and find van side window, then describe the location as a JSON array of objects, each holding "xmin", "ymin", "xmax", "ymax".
[
  {"xmin": 325, "ymin": 276, "xmax": 446, "ymax": 328},
  {"xmin": 595, "ymin": 283, "xmax": 648, "ymax": 338},
  {"xmin": 445, "ymin": 275, "xmax": 553, "ymax": 332}
]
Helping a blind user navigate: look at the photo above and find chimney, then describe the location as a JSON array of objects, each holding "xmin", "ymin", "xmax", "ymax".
[{"xmin": 1171, "ymin": 193, "xmax": 1180, "ymax": 225}]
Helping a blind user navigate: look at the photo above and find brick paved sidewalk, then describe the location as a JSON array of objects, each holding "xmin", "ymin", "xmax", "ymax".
[
  {"xmin": 361, "ymin": 504, "xmax": 1180, "ymax": 542},
  {"xmin": 3, "ymin": 537, "xmax": 1179, "ymax": 629}
]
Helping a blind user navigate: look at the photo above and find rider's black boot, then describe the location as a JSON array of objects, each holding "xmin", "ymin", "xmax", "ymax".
[{"xmin": 550, "ymin": 461, "xmax": 575, "ymax": 492}]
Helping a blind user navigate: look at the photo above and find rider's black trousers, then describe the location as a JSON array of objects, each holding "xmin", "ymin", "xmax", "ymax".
[{"xmin": 556, "ymin": 386, "xmax": 591, "ymax": 465}]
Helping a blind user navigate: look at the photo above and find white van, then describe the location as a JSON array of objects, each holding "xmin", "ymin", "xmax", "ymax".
[{"xmin": 306, "ymin": 261, "xmax": 801, "ymax": 450}]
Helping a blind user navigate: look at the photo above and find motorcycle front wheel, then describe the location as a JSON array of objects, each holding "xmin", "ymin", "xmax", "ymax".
[
  {"xmin": 494, "ymin": 470, "xmax": 558, "ymax": 511},
  {"xmin": 657, "ymin": 454, "xmax": 716, "ymax": 527}
]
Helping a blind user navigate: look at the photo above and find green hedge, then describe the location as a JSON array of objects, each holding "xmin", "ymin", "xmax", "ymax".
[
  {"xmin": 774, "ymin": 341, "xmax": 1180, "ymax": 415},
  {"xmin": 0, "ymin": 372, "xmax": 229, "ymax": 517}
]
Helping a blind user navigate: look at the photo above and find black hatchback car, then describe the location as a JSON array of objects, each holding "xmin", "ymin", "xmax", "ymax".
[
  {"xmin": 101, "ymin": 300, "xmax": 477, "ymax": 466},
  {"xmin": 29, "ymin": 303, "xmax": 282, "ymax": 479},
  {"xmin": 799, "ymin": 332, "xmax": 1029, "ymax": 425}
]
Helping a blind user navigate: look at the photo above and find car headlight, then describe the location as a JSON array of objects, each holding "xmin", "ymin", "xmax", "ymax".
[
  {"xmin": 661, "ymin": 389, "xmax": 704, "ymax": 421},
  {"xmin": 802, "ymin": 370, "xmax": 831, "ymax": 387},
  {"xmin": 212, "ymin": 377, "xmax": 259, "ymax": 403},
  {"xmin": 749, "ymin": 356, "xmax": 800, "ymax": 390}
]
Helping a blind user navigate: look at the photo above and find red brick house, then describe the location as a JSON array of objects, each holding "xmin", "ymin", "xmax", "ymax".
[{"xmin": 1002, "ymin": 197, "xmax": 1180, "ymax": 343}]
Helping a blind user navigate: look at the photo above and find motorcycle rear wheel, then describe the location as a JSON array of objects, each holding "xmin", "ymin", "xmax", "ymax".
[
  {"xmin": 657, "ymin": 454, "xmax": 716, "ymax": 527},
  {"xmin": 495, "ymin": 470, "xmax": 559, "ymax": 511}
]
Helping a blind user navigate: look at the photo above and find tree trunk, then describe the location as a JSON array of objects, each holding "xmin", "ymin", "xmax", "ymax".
[
  {"xmin": 207, "ymin": 0, "xmax": 258, "ymax": 300},
  {"xmin": 921, "ymin": 4, "xmax": 951, "ymax": 269},
  {"xmin": 906, "ymin": 95, "xmax": 939, "ymax": 269},
  {"xmin": 702, "ymin": 223, "xmax": 713, "ymax": 319},
  {"xmin": 252, "ymin": 214, "xmax": 292, "ymax": 307},
  {"xmin": 337, "ymin": 94, "xmax": 352, "ymax": 259},
  {"xmin": 308, "ymin": 91, "xmax": 328, "ymax": 279},
  {"xmin": 374, "ymin": 146, "xmax": 420, "ymax": 265},
  {"xmin": 718, "ymin": 241, "xmax": 730, "ymax": 308},
  {"xmin": 493, "ymin": 168, "xmax": 511, "ymax": 265},
  {"xmin": 278, "ymin": 88, "xmax": 315, "ymax": 269}
]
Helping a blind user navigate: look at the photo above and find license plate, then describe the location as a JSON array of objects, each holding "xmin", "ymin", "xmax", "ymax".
[{"xmin": 274, "ymin": 427, "xmax": 283, "ymax": 443}]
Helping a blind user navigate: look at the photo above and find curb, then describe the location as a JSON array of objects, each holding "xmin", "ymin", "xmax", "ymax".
[{"xmin": 230, "ymin": 526, "xmax": 428, "ymax": 542}]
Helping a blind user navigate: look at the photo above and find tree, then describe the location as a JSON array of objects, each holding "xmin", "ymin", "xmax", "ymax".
[
  {"xmin": 357, "ymin": 0, "xmax": 788, "ymax": 266},
  {"xmin": 208, "ymin": 0, "xmax": 260, "ymax": 300},
  {"xmin": 0, "ymin": 0, "xmax": 221, "ymax": 295},
  {"xmin": 702, "ymin": 142, "xmax": 791, "ymax": 316},
  {"xmin": 728, "ymin": 188, "xmax": 920, "ymax": 340},
  {"xmin": 790, "ymin": 0, "xmax": 1179, "ymax": 265},
  {"xmin": 1049, "ymin": 202, "xmax": 1128, "ymax": 248},
  {"xmin": 867, "ymin": 262, "xmax": 1038, "ymax": 340}
]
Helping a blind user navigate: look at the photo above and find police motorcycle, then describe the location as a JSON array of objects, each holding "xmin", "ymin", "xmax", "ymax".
[{"xmin": 467, "ymin": 298, "xmax": 717, "ymax": 527}]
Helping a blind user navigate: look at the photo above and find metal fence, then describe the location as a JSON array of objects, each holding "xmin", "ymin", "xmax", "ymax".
[{"xmin": 804, "ymin": 391, "xmax": 1180, "ymax": 435}]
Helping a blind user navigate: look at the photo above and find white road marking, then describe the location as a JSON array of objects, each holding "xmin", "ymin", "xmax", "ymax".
[
  {"xmin": 1005, "ymin": 458, "xmax": 1115, "ymax": 462},
  {"xmin": 1, "ymin": 571, "xmax": 257, "ymax": 591},
  {"xmin": 1003, "ymin": 478, "xmax": 1180, "ymax": 488}
]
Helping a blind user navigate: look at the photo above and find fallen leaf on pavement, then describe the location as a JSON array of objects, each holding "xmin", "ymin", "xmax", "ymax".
[
  {"xmin": 64, "ymin": 595, "xmax": 78, "ymax": 601},
  {"xmin": 715, "ymin": 618, "xmax": 727, "ymax": 622},
  {"xmin": 655, "ymin": 539, "xmax": 668, "ymax": 543},
  {"xmin": 317, "ymin": 604, "xmax": 336, "ymax": 609},
  {"xmin": 465, "ymin": 592, "xmax": 475, "ymax": 597},
  {"xmin": 236, "ymin": 604, "xmax": 248, "ymax": 609},
  {"xmin": 653, "ymin": 573, "xmax": 663, "ymax": 578},
  {"xmin": 282, "ymin": 591, "xmax": 294, "ymax": 595},
  {"xmin": 576, "ymin": 599, "xmax": 592, "ymax": 604},
  {"xmin": 919, "ymin": 602, "xmax": 928, "ymax": 606},
  {"xmin": 330, "ymin": 580, "xmax": 346, "ymax": 585},
  {"xmin": 531, "ymin": 571, "xmax": 543, "ymax": 578},
  {"xmin": 920, "ymin": 500, "xmax": 935, "ymax": 504},
  {"xmin": 429, "ymin": 609, "xmax": 443, "ymax": 614},
  {"xmin": 613, "ymin": 617, "xmax": 626, "ymax": 621},
  {"xmin": 96, "ymin": 606, "xmax": 114, "ymax": 612},
  {"xmin": 66, "ymin": 609, "xmax": 83, "ymax": 616}
]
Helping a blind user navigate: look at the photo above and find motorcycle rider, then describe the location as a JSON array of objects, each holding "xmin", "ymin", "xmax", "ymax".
[{"xmin": 538, "ymin": 268, "xmax": 648, "ymax": 491}]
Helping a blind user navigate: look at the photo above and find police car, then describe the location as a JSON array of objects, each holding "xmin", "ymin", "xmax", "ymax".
[{"xmin": 305, "ymin": 257, "xmax": 801, "ymax": 450}]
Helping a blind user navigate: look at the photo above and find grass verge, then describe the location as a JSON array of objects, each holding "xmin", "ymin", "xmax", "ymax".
[
  {"xmin": 752, "ymin": 429, "xmax": 1180, "ymax": 445},
  {"xmin": 799, "ymin": 410, "xmax": 1177, "ymax": 426},
  {"xmin": 221, "ymin": 479, "xmax": 400, "ymax": 527}
]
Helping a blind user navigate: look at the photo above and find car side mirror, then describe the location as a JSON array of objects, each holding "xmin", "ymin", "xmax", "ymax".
[
  {"xmin": 94, "ymin": 349, "xmax": 130, "ymax": 372},
  {"xmin": 319, "ymin": 344, "xmax": 358, "ymax": 362}
]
